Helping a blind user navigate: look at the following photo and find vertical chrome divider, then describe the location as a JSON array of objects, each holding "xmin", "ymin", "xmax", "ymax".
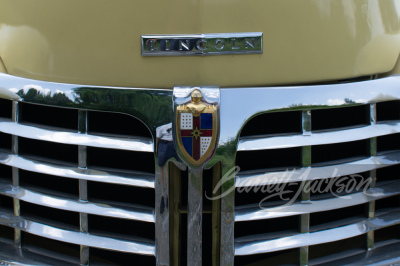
[
  {"xmin": 173, "ymin": 86, "xmax": 220, "ymax": 265},
  {"xmin": 78, "ymin": 110, "xmax": 89, "ymax": 265},
  {"xmin": 187, "ymin": 168, "xmax": 203, "ymax": 266},
  {"xmin": 11, "ymin": 101, "xmax": 21, "ymax": 247},
  {"xmin": 155, "ymin": 162, "xmax": 170, "ymax": 266},
  {"xmin": 300, "ymin": 110, "xmax": 311, "ymax": 266},
  {"xmin": 220, "ymin": 161, "xmax": 235, "ymax": 266},
  {"xmin": 367, "ymin": 104, "xmax": 377, "ymax": 250}
]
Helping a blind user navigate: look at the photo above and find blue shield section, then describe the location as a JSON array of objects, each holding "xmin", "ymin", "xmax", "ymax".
[
  {"xmin": 182, "ymin": 137, "xmax": 193, "ymax": 156},
  {"xmin": 200, "ymin": 113, "xmax": 212, "ymax": 129}
]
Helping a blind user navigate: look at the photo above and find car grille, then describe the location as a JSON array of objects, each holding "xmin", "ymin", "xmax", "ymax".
[
  {"xmin": 234, "ymin": 96, "xmax": 400, "ymax": 265},
  {"xmin": 0, "ymin": 99, "xmax": 156, "ymax": 265},
  {"xmin": 1, "ymin": 73, "xmax": 400, "ymax": 265}
]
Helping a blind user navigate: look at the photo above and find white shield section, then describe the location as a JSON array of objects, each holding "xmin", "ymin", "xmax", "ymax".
[
  {"xmin": 181, "ymin": 113, "xmax": 193, "ymax": 129},
  {"xmin": 200, "ymin": 137, "xmax": 212, "ymax": 157}
]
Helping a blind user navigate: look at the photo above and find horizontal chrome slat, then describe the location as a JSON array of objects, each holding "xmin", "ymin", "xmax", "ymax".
[
  {"xmin": 0, "ymin": 239, "xmax": 76, "ymax": 265},
  {"xmin": 308, "ymin": 240, "xmax": 400, "ymax": 266},
  {"xmin": 220, "ymin": 75, "xmax": 400, "ymax": 145},
  {"xmin": 0, "ymin": 180, "xmax": 155, "ymax": 223},
  {"xmin": 238, "ymin": 121, "xmax": 400, "ymax": 151},
  {"xmin": 0, "ymin": 150, "xmax": 155, "ymax": 188},
  {"xmin": 236, "ymin": 150, "xmax": 400, "ymax": 187},
  {"xmin": 235, "ymin": 208, "xmax": 400, "ymax": 256},
  {"xmin": 0, "ymin": 211, "xmax": 155, "ymax": 255},
  {"xmin": 235, "ymin": 181, "xmax": 400, "ymax": 222},
  {"xmin": 0, "ymin": 118, "xmax": 153, "ymax": 152}
]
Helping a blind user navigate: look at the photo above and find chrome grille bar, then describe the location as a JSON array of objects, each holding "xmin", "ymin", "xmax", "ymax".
[
  {"xmin": 0, "ymin": 151, "xmax": 155, "ymax": 188},
  {"xmin": 300, "ymin": 110, "xmax": 311, "ymax": 266},
  {"xmin": 0, "ymin": 210, "xmax": 155, "ymax": 255},
  {"xmin": 235, "ymin": 208, "xmax": 400, "ymax": 256},
  {"xmin": 78, "ymin": 110, "xmax": 89, "ymax": 265},
  {"xmin": 0, "ymin": 180, "xmax": 154, "ymax": 222},
  {"xmin": 0, "ymin": 118, "xmax": 153, "ymax": 152},
  {"xmin": 236, "ymin": 150, "xmax": 400, "ymax": 186},
  {"xmin": 11, "ymin": 100, "xmax": 20, "ymax": 247},
  {"xmin": 235, "ymin": 180, "xmax": 400, "ymax": 222},
  {"xmin": 367, "ymin": 103, "xmax": 377, "ymax": 250},
  {"xmin": 238, "ymin": 120, "xmax": 400, "ymax": 151}
]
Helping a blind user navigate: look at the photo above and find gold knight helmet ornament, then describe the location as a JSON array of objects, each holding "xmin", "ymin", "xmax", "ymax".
[{"xmin": 174, "ymin": 87, "xmax": 219, "ymax": 167}]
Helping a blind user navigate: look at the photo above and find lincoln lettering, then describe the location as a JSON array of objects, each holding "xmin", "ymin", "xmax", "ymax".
[{"xmin": 141, "ymin": 33, "xmax": 263, "ymax": 56}]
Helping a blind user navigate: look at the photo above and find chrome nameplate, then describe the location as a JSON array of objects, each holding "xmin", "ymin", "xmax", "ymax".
[{"xmin": 141, "ymin": 33, "xmax": 262, "ymax": 56}]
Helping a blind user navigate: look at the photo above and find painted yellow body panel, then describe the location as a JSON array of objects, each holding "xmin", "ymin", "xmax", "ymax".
[{"xmin": 0, "ymin": 0, "xmax": 400, "ymax": 88}]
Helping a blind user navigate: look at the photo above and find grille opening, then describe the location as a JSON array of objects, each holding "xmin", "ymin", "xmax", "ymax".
[
  {"xmin": 20, "ymin": 102, "xmax": 78, "ymax": 130},
  {"xmin": 0, "ymin": 163, "xmax": 12, "ymax": 181},
  {"xmin": 180, "ymin": 213, "xmax": 188, "ymax": 264},
  {"xmin": 376, "ymin": 165, "xmax": 400, "ymax": 183},
  {"xmin": 0, "ymin": 195, "xmax": 13, "ymax": 211},
  {"xmin": 312, "ymin": 140, "xmax": 369, "ymax": 165},
  {"xmin": 240, "ymin": 111, "xmax": 302, "ymax": 137},
  {"xmin": 235, "ymin": 215, "xmax": 299, "ymax": 240},
  {"xmin": 310, "ymin": 172, "xmax": 371, "ymax": 200},
  {"xmin": 0, "ymin": 224, "xmax": 13, "ymax": 241},
  {"xmin": 234, "ymin": 248, "xmax": 299, "ymax": 266},
  {"xmin": 0, "ymin": 98, "xmax": 12, "ymax": 118},
  {"xmin": 180, "ymin": 169, "xmax": 188, "ymax": 207},
  {"xmin": 203, "ymin": 167, "xmax": 214, "ymax": 208},
  {"xmin": 0, "ymin": 132, "xmax": 11, "ymax": 151},
  {"xmin": 19, "ymin": 137, "xmax": 78, "ymax": 164},
  {"xmin": 87, "ymin": 147, "xmax": 155, "ymax": 173},
  {"xmin": 308, "ymin": 235, "xmax": 366, "ymax": 263},
  {"xmin": 20, "ymin": 170, "xmax": 79, "ymax": 198},
  {"xmin": 20, "ymin": 202, "xmax": 79, "ymax": 231},
  {"xmin": 203, "ymin": 213, "xmax": 212, "ymax": 265},
  {"xmin": 376, "ymin": 100, "xmax": 400, "ymax": 121},
  {"xmin": 311, "ymin": 105, "xmax": 369, "ymax": 132},
  {"xmin": 235, "ymin": 182, "xmax": 301, "ymax": 207},
  {"xmin": 22, "ymin": 232, "xmax": 80, "ymax": 264},
  {"xmin": 88, "ymin": 111, "xmax": 152, "ymax": 138},
  {"xmin": 236, "ymin": 148, "xmax": 302, "ymax": 172},
  {"xmin": 377, "ymin": 133, "xmax": 400, "ymax": 152},
  {"xmin": 375, "ymin": 224, "xmax": 400, "ymax": 243},
  {"xmin": 88, "ymin": 181, "xmax": 154, "ymax": 208},
  {"xmin": 88, "ymin": 214, "xmax": 155, "ymax": 241},
  {"xmin": 90, "ymin": 248, "xmax": 156, "ymax": 266},
  {"xmin": 375, "ymin": 195, "xmax": 400, "ymax": 211},
  {"xmin": 310, "ymin": 204, "xmax": 367, "ymax": 231}
]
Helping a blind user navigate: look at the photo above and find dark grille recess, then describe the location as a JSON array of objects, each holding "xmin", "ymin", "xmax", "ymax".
[
  {"xmin": 0, "ymin": 99, "xmax": 156, "ymax": 264},
  {"xmin": 235, "ymin": 101, "xmax": 400, "ymax": 264}
]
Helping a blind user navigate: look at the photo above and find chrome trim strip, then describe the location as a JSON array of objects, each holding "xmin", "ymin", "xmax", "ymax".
[
  {"xmin": 235, "ymin": 181, "xmax": 400, "ymax": 222},
  {"xmin": 367, "ymin": 103, "xmax": 377, "ymax": 250},
  {"xmin": 0, "ymin": 151, "xmax": 155, "ymax": 188},
  {"xmin": 235, "ymin": 208, "xmax": 400, "ymax": 256},
  {"xmin": 236, "ymin": 150, "xmax": 400, "ymax": 187},
  {"xmin": 78, "ymin": 109, "xmax": 89, "ymax": 265},
  {"xmin": 187, "ymin": 169, "xmax": 203, "ymax": 266},
  {"xmin": 11, "ymin": 100, "xmax": 21, "ymax": 247},
  {"xmin": 238, "ymin": 121, "xmax": 400, "ymax": 151},
  {"xmin": 0, "ymin": 180, "xmax": 154, "ymax": 222},
  {"xmin": 0, "ymin": 118, "xmax": 153, "ymax": 152},
  {"xmin": 0, "ymin": 211, "xmax": 155, "ymax": 255},
  {"xmin": 300, "ymin": 111, "xmax": 311, "ymax": 266}
]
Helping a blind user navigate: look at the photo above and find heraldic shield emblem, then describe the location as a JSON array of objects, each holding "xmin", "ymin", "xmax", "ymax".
[{"xmin": 174, "ymin": 87, "xmax": 219, "ymax": 167}]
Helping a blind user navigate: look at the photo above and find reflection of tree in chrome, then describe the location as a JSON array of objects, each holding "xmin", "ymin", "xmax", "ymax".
[{"xmin": 16, "ymin": 86, "xmax": 172, "ymax": 127}]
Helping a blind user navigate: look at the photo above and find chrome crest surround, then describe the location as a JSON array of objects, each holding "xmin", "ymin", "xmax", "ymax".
[{"xmin": 141, "ymin": 33, "xmax": 263, "ymax": 56}]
